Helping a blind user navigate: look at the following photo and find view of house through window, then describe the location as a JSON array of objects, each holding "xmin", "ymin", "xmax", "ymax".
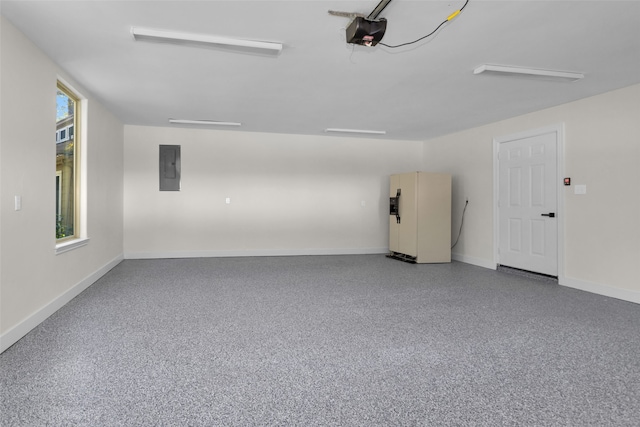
[{"xmin": 56, "ymin": 83, "xmax": 77, "ymax": 240}]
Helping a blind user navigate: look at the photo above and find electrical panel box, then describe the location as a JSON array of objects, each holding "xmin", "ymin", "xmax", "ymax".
[
  {"xmin": 159, "ymin": 145, "xmax": 181, "ymax": 191},
  {"xmin": 388, "ymin": 171, "xmax": 451, "ymax": 263}
]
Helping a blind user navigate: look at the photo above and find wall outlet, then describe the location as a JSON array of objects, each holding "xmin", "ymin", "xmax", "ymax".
[
  {"xmin": 225, "ymin": 197, "xmax": 231, "ymax": 204},
  {"xmin": 574, "ymin": 185, "xmax": 587, "ymax": 195}
]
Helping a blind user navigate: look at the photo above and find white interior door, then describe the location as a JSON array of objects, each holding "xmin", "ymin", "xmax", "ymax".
[{"xmin": 498, "ymin": 130, "xmax": 558, "ymax": 276}]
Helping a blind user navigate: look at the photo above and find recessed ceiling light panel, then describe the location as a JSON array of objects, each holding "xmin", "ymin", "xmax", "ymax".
[
  {"xmin": 473, "ymin": 64, "xmax": 584, "ymax": 82},
  {"xmin": 324, "ymin": 128, "xmax": 387, "ymax": 135},
  {"xmin": 132, "ymin": 27, "xmax": 282, "ymax": 54},
  {"xmin": 169, "ymin": 119, "xmax": 241, "ymax": 127}
]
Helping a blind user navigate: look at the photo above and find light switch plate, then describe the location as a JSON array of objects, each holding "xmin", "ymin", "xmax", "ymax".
[
  {"xmin": 574, "ymin": 185, "xmax": 587, "ymax": 195},
  {"xmin": 15, "ymin": 195, "xmax": 22, "ymax": 211}
]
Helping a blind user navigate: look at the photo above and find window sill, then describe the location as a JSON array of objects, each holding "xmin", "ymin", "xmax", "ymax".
[{"xmin": 55, "ymin": 237, "xmax": 90, "ymax": 255}]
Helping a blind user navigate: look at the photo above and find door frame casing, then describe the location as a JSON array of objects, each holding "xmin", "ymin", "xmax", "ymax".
[{"xmin": 493, "ymin": 123, "xmax": 565, "ymax": 280}]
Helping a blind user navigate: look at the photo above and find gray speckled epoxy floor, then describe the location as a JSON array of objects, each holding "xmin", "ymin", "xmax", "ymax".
[{"xmin": 1, "ymin": 255, "xmax": 639, "ymax": 426}]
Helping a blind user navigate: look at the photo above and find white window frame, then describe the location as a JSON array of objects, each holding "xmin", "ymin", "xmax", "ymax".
[{"xmin": 55, "ymin": 78, "xmax": 89, "ymax": 254}]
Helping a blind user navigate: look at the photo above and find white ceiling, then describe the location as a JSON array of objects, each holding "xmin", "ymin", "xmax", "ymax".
[{"xmin": 2, "ymin": 0, "xmax": 639, "ymax": 141}]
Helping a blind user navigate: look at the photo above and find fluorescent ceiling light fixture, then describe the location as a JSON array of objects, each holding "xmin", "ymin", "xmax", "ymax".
[
  {"xmin": 132, "ymin": 27, "xmax": 282, "ymax": 54},
  {"xmin": 324, "ymin": 128, "xmax": 387, "ymax": 135},
  {"xmin": 169, "ymin": 119, "xmax": 241, "ymax": 127},
  {"xmin": 473, "ymin": 64, "xmax": 584, "ymax": 81}
]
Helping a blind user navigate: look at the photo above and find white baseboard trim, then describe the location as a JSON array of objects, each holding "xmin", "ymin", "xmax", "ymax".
[
  {"xmin": 452, "ymin": 253, "xmax": 496, "ymax": 270},
  {"xmin": 560, "ymin": 276, "xmax": 640, "ymax": 305},
  {"xmin": 0, "ymin": 254, "xmax": 124, "ymax": 354},
  {"xmin": 124, "ymin": 247, "xmax": 389, "ymax": 260}
]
